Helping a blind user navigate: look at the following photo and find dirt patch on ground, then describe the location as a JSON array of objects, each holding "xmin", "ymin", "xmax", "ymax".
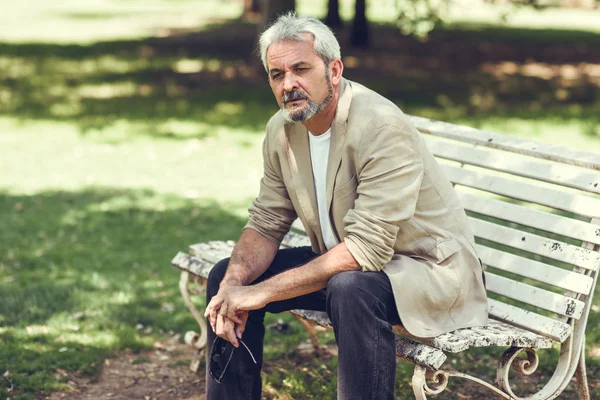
[
  {"xmin": 45, "ymin": 337, "xmax": 206, "ymax": 400},
  {"xmin": 44, "ymin": 337, "xmax": 596, "ymax": 400}
]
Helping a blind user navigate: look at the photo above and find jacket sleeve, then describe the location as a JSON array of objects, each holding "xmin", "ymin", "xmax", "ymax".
[
  {"xmin": 244, "ymin": 130, "xmax": 297, "ymax": 245},
  {"xmin": 343, "ymin": 117, "xmax": 424, "ymax": 271}
]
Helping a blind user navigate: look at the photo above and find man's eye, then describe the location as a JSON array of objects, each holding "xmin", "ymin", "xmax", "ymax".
[
  {"xmin": 296, "ymin": 68, "xmax": 307, "ymax": 72},
  {"xmin": 272, "ymin": 73, "xmax": 282, "ymax": 80}
]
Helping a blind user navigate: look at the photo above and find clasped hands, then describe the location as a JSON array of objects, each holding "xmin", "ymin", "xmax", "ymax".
[{"xmin": 204, "ymin": 283, "xmax": 269, "ymax": 348}]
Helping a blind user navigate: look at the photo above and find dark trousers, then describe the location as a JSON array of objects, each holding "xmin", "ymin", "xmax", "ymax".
[{"xmin": 205, "ymin": 246, "xmax": 401, "ymax": 400}]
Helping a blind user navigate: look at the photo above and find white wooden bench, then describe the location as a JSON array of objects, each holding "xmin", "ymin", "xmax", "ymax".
[{"xmin": 171, "ymin": 116, "xmax": 600, "ymax": 399}]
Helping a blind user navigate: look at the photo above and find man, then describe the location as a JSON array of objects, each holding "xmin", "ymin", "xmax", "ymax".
[{"xmin": 204, "ymin": 13, "xmax": 488, "ymax": 399}]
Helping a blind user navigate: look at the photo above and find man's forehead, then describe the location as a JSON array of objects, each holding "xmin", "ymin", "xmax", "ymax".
[{"xmin": 266, "ymin": 35, "xmax": 318, "ymax": 67}]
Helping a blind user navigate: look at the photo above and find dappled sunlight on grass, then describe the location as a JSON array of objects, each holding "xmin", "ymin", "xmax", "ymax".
[
  {"xmin": 0, "ymin": 0, "xmax": 242, "ymax": 44},
  {"xmin": 2, "ymin": 14, "xmax": 600, "ymax": 147},
  {"xmin": 0, "ymin": 187, "xmax": 249, "ymax": 397},
  {"xmin": 78, "ymin": 82, "xmax": 139, "ymax": 99},
  {"xmin": 0, "ymin": 117, "xmax": 264, "ymax": 203}
]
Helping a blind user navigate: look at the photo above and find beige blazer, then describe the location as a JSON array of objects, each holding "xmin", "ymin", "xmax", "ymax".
[{"xmin": 245, "ymin": 79, "xmax": 488, "ymax": 337}]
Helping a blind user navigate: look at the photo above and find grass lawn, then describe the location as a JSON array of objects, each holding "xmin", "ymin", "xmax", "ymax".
[{"xmin": 1, "ymin": 0, "xmax": 599, "ymax": 399}]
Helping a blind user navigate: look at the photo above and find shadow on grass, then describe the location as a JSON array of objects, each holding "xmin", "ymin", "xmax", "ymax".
[
  {"xmin": 1, "ymin": 19, "xmax": 600, "ymax": 141},
  {"xmin": 0, "ymin": 187, "xmax": 246, "ymax": 399}
]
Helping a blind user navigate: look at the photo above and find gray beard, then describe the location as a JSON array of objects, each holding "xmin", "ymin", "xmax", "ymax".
[{"xmin": 281, "ymin": 69, "xmax": 333, "ymax": 123}]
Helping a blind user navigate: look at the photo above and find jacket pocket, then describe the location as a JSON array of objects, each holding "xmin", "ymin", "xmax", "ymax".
[
  {"xmin": 431, "ymin": 239, "xmax": 462, "ymax": 264},
  {"xmin": 334, "ymin": 174, "xmax": 358, "ymax": 199}
]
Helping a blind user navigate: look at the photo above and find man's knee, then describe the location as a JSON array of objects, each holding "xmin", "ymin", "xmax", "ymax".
[
  {"xmin": 326, "ymin": 271, "xmax": 366, "ymax": 309},
  {"xmin": 207, "ymin": 257, "xmax": 230, "ymax": 297},
  {"xmin": 328, "ymin": 271, "xmax": 364, "ymax": 294},
  {"xmin": 327, "ymin": 271, "xmax": 391, "ymax": 308}
]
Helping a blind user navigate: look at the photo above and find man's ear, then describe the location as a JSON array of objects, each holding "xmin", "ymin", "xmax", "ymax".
[{"xmin": 330, "ymin": 59, "xmax": 344, "ymax": 86}]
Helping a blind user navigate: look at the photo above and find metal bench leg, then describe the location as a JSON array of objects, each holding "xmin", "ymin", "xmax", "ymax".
[
  {"xmin": 412, "ymin": 365, "xmax": 447, "ymax": 400},
  {"xmin": 179, "ymin": 271, "xmax": 208, "ymax": 372},
  {"xmin": 292, "ymin": 314, "xmax": 322, "ymax": 355},
  {"xmin": 575, "ymin": 340, "xmax": 590, "ymax": 400}
]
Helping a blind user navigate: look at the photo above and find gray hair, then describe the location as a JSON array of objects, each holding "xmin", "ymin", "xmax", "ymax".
[{"xmin": 258, "ymin": 13, "xmax": 341, "ymax": 72}]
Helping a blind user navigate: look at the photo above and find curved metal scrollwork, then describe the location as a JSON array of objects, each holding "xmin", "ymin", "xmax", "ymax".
[
  {"xmin": 413, "ymin": 364, "xmax": 514, "ymax": 399},
  {"xmin": 497, "ymin": 347, "xmax": 540, "ymax": 399},
  {"xmin": 412, "ymin": 366, "xmax": 449, "ymax": 398}
]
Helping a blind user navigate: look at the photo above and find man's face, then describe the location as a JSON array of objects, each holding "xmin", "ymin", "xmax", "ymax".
[{"xmin": 266, "ymin": 35, "xmax": 333, "ymax": 122}]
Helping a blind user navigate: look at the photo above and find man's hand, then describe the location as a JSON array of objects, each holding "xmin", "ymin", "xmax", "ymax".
[
  {"xmin": 205, "ymin": 285, "xmax": 269, "ymax": 346},
  {"xmin": 218, "ymin": 285, "xmax": 270, "ymax": 319}
]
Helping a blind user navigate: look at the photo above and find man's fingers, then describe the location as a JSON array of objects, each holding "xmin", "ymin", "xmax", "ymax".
[
  {"xmin": 209, "ymin": 308, "xmax": 219, "ymax": 332},
  {"xmin": 215, "ymin": 315, "xmax": 239, "ymax": 347},
  {"xmin": 219, "ymin": 302, "xmax": 229, "ymax": 318},
  {"xmin": 222, "ymin": 318, "xmax": 239, "ymax": 347},
  {"xmin": 220, "ymin": 301, "xmax": 242, "ymax": 324},
  {"xmin": 220, "ymin": 299, "xmax": 243, "ymax": 323},
  {"xmin": 235, "ymin": 312, "xmax": 249, "ymax": 338},
  {"xmin": 229, "ymin": 314, "xmax": 243, "ymax": 324},
  {"xmin": 205, "ymin": 295, "xmax": 224, "ymax": 331},
  {"xmin": 215, "ymin": 314, "xmax": 224, "ymax": 338}
]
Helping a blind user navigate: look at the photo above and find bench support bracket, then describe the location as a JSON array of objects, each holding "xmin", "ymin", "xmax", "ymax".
[{"xmin": 412, "ymin": 365, "xmax": 513, "ymax": 399}]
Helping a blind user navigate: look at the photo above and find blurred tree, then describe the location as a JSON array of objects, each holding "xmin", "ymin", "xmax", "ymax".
[
  {"xmin": 351, "ymin": 0, "xmax": 369, "ymax": 47},
  {"xmin": 325, "ymin": 0, "xmax": 343, "ymax": 28},
  {"xmin": 243, "ymin": 0, "xmax": 261, "ymax": 18},
  {"xmin": 394, "ymin": 0, "xmax": 448, "ymax": 37},
  {"xmin": 259, "ymin": 0, "xmax": 296, "ymax": 30}
]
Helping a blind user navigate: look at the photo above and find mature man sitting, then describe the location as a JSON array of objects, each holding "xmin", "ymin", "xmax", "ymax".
[{"xmin": 203, "ymin": 13, "xmax": 488, "ymax": 400}]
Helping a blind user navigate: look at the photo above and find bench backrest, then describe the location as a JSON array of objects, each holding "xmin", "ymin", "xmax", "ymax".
[{"xmin": 410, "ymin": 116, "xmax": 600, "ymax": 344}]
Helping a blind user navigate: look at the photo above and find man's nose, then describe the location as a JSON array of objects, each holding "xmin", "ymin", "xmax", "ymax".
[{"xmin": 282, "ymin": 72, "xmax": 297, "ymax": 93}]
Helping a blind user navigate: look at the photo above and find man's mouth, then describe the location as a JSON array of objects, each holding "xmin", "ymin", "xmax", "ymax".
[
  {"xmin": 284, "ymin": 98, "xmax": 306, "ymax": 109},
  {"xmin": 282, "ymin": 91, "xmax": 308, "ymax": 105}
]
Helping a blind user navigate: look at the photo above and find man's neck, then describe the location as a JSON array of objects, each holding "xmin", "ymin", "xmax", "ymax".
[{"xmin": 302, "ymin": 86, "xmax": 341, "ymax": 135}]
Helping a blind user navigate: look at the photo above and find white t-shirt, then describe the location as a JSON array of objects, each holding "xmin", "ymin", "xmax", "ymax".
[{"xmin": 308, "ymin": 128, "xmax": 338, "ymax": 250}]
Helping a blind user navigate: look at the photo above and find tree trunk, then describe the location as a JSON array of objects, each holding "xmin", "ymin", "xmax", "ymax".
[
  {"xmin": 244, "ymin": 0, "xmax": 261, "ymax": 14},
  {"xmin": 351, "ymin": 0, "xmax": 369, "ymax": 47},
  {"xmin": 325, "ymin": 0, "xmax": 343, "ymax": 28},
  {"xmin": 242, "ymin": 0, "xmax": 261, "ymax": 20},
  {"xmin": 259, "ymin": 0, "xmax": 296, "ymax": 31}
]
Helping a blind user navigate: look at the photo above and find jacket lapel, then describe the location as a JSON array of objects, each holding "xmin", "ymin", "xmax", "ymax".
[
  {"xmin": 326, "ymin": 79, "xmax": 352, "ymax": 212},
  {"xmin": 284, "ymin": 121, "xmax": 324, "ymax": 251}
]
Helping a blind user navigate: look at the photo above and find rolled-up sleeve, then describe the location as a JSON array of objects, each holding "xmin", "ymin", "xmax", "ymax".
[
  {"xmin": 343, "ymin": 119, "xmax": 424, "ymax": 271},
  {"xmin": 244, "ymin": 131, "xmax": 297, "ymax": 245}
]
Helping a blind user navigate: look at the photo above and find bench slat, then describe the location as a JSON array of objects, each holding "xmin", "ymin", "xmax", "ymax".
[
  {"xmin": 393, "ymin": 319, "xmax": 553, "ymax": 353},
  {"xmin": 458, "ymin": 192, "xmax": 600, "ymax": 246},
  {"xmin": 470, "ymin": 218, "xmax": 600, "ymax": 271},
  {"xmin": 172, "ymin": 251, "xmax": 213, "ymax": 277},
  {"xmin": 426, "ymin": 138, "xmax": 600, "ymax": 195},
  {"xmin": 443, "ymin": 320, "xmax": 553, "ymax": 350},
  {"xmin": 487, "ymin": 299, "xmax": 572, "ymax": 342},
  {"xmin": 189, "ymin": 241, "xmax": 235, "ymax": 263},
  {"xmin": 411, "ymin": 115, "xmax": 600, "ymax": 171},
  {"xmin": 395, "ymin": 336, "xmax": 447, "ymax": 370},
  {"xmin": 485, "ymin": 272, "xmax": 584, "ymax": 318},
  {"xmin": 282, "ymin": 231, "xmax": 312, "ymax": 247},
  {"xmin": 476, "ymin": 245, "xmax": 594, "ymax": 295},
  {"xmin": 445, "ymin": 166, "xmax": 600, "ymax": 219}
]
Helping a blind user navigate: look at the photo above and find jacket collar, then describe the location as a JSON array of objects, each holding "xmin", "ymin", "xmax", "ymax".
[{"xmin": 326, "ymin": 78, "xmax": 352, "ymax": 212}]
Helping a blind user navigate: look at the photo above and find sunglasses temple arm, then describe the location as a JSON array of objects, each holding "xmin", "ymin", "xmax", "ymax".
[{"xmin": 239, "ymin": 339, "xmax": 258, "ymax": 364}]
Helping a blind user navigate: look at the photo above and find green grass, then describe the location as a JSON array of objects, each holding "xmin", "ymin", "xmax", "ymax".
[{"xmin": 1, "ymin": 0, "xmax": 600, "ymax": 399}]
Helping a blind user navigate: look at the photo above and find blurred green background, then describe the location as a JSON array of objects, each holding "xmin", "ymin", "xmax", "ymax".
[{"xmin": 1, "ymin": 0, "xmax": 599, "ymax": 399}]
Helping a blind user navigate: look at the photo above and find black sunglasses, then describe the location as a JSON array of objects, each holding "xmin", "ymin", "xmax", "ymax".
[{"xmin": 209, "ymin": 336, "xmax": 257, "ymax": 384}]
